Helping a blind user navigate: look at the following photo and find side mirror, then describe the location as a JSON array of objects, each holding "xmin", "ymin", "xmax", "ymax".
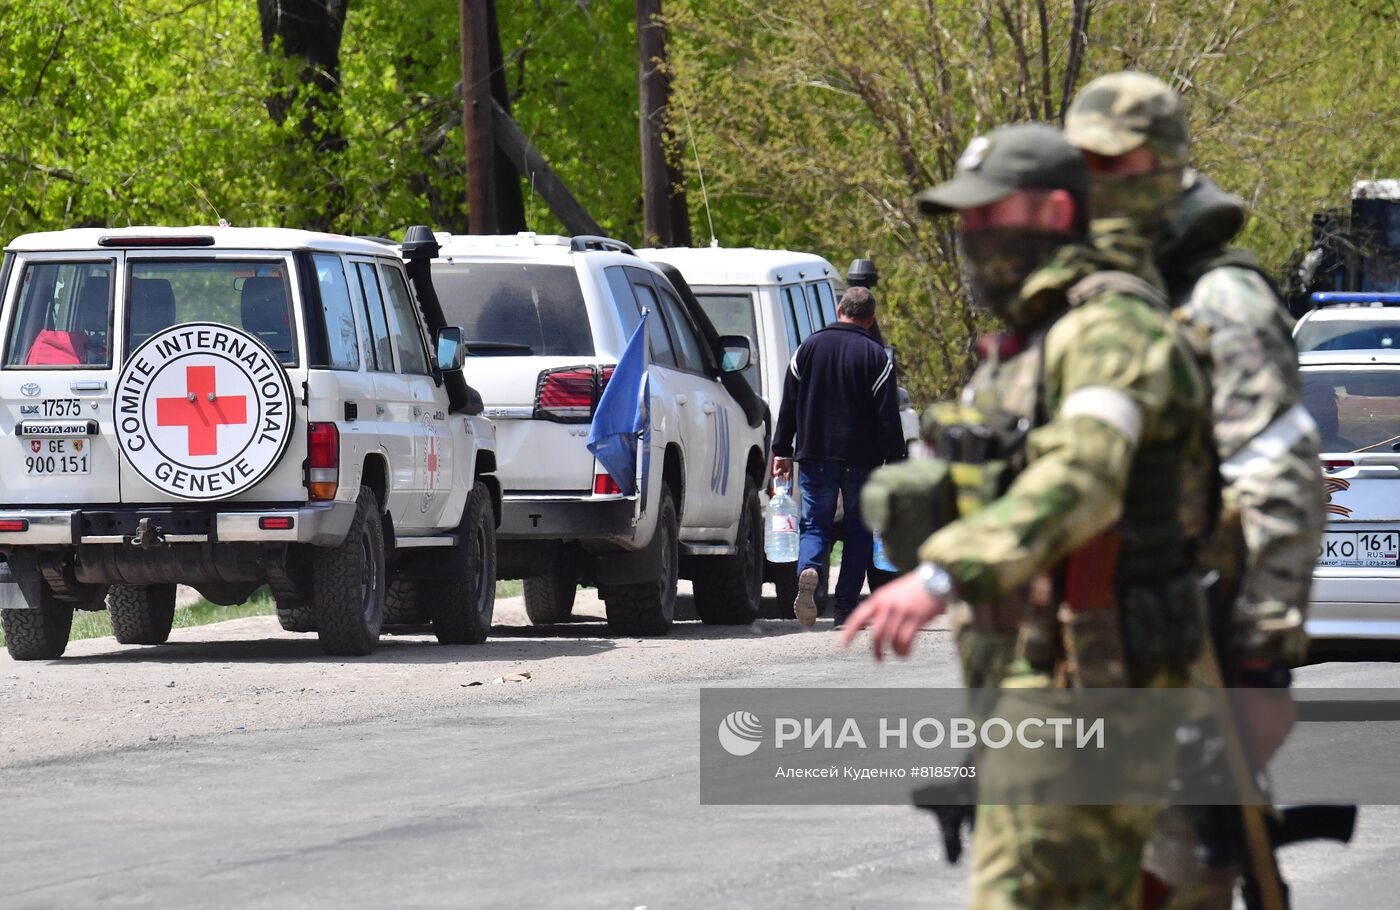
[
  {"xmin": 436, "ymin": 326, "xmax": 466, "ymax": 372},
  {"xmin": 718, "ymin": 334, "xmax": 752, "ymax": 373}
]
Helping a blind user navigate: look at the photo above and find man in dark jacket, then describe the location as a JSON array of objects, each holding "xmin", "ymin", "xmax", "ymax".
[{"xmin": 773, "ymin": 286, "xmax": 906, "ymax": 627}]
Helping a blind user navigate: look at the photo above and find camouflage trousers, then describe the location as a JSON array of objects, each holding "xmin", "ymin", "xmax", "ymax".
[{"xmin": 955, "ymin": 612, "xmax": 1180, "ymax": 909}]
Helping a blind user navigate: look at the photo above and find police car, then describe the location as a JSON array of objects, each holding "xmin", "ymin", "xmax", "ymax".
[{"xmin": 0, "ymin": 226, "xmax": 499, "ymax": 659}]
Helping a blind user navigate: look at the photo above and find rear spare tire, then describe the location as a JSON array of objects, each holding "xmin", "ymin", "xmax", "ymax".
[
  {"xmin": 694, "ymin": 481, "xmax": 762, "ymax": 624},
  {"xmin": 1, "ymin": 586, "xmax": 74, "ymax": 660},
  {"xmin": 603, "ymin": 490, "xmax": 678, "ymax": 636},
  {"xmin": 107, "ymin": 584, "xmax": 177, "ymax": 645},
  {"xmin": 424, "ymin": 481, "xmax": 496, "ymax": 644},
  {"xmin": 313, "ymin": 486, "xmax": 387, "ymax": 656}
]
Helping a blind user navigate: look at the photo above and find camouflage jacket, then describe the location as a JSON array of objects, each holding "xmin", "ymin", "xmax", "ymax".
[
  {"xmin": 1156, "ymin": 172, "xmax": 1326, "ymax": 664},
  {"xmin": 920, "ymin": 242, "xmax": 1210, "ymax": 613}
]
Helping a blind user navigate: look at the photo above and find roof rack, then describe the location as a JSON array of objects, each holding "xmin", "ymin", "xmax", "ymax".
[
  {"xmin": 569, "ymin": 235, "xmax": 635, "ymax": 255},
  {"xmin": 1312, "ymin": 292, "xmax": 1400, "ymax": 306}
]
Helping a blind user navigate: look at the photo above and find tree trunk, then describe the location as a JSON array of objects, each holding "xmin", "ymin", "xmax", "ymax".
[
  {"xmin": 637, "ymin": 0, "xmax": 691, "ymax": 248},
  {"xmin": 257, "ymin": 0, "xmax": 350, "ymax": 230}
]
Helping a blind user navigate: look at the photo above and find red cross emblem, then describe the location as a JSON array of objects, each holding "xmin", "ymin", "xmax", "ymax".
[
  {"xmin": 426, "ymin": 434, "xmax": 438, "ymax": 488},
  {"xmin": 155, "ymin": 365, "xmax": 248, "ymax": 456}
]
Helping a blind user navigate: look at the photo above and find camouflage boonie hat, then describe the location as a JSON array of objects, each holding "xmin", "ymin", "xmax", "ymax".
[
  {"xmin": 917, "ymin": 122, "xmax": 1088, "ymax": 215},
  {"xmin": 1064, "ymin": 72, "xmax": 1189, "ymax": 168}
]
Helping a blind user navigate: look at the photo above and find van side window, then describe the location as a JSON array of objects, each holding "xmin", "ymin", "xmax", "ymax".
[
  {"xmin": 380, "ymin": 264, "xmax": 430, "ymax": 375},
  {"xmin": 782, "ymin": 285, "xmax": 812, "ymax": 343},
  {"xmin": 816, "ymin": 281, "xmax": 838, "ymax": 325},
  {"xmin": 311, "ymin": 254, "xmax": 360, "ymax": 370},
  {"xmin": 5, "ymin": 260, "xmax": 114, "ymax": 368},
  {"xmin": 804, "ymin": 283, "xmax": 826, "ymax": 328},
  {"xmin": 354, "ymin": 262, "xmax": 395, "ymax": 371}
]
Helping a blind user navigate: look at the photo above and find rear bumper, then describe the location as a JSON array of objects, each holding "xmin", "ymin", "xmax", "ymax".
[
  {"xmin": 0, "ymin": 502, "xmax": 357, "ymax": 549},
  {"xmin": 498, "ymin": 493, "xmax": 637, "ymax": 541},
  {"xmin": 1306, "ymin": 569, "xmax": 1400, "ymax": 640}
]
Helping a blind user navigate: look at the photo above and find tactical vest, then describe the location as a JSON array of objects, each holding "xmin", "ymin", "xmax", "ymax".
[{"xmin": 950, "ymin": 271, "xmax": 1206, "ymax": 685}]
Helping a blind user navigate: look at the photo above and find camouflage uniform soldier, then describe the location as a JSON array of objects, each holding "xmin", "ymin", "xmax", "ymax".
[
  {"xmin": 842, "ymin": 123, "xmax": 1212, "ymax": 909},
  {"xmin": 1065, "ymin": 72, "xmax": 1328, "ymax": 909}
]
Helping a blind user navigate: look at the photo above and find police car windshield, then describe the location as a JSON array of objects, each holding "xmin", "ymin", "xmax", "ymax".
[
  {"xmin": 1302, "ymin": 368, "xmax": 1400, "ymax": 453},
  {"xmin": 1296, "ymin": 318, "xmax": 1400, "ymax": 353},
  {"xmin": 432, "ymin": 263, "xmax": 593, "ymax": 357},
  {"xmin": 125, "ymin": 261, "xmax": 295, "ymax": 364}
]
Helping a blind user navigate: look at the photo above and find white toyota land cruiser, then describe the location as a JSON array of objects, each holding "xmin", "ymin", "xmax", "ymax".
[
  {"xmin": 0, "ymin": 225, "xmax": 499, "ymax": 659},
  {"xmin": 423, "ymin": 233, "xmax": 769, "ymax": 635}
]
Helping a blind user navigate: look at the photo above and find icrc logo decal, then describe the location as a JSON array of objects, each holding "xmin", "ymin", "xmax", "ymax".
[{"xmin": 115, "ymin": 322, "xmax": 294, "ymax": 500}]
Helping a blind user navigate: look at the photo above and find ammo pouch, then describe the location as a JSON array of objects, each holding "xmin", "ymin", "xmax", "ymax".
[
  {"xmin": 861, "ymin": 459, "xmax": 956, "ymax": 572},
  {"xmin": 1119, "ymin": 571, "xmax": 1207, "ymax": 686},
  {"xmin": 924, "ymin": 402, "xmax": 1030, "ymax": 519}
]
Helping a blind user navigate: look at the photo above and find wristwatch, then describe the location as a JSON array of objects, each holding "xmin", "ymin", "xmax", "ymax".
[{"xmin": 916, "ymin": 561, "xmax": 954, "ymax": 600}]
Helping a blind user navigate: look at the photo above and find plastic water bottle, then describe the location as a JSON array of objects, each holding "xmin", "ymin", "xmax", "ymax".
[
  {"xmin": 764, "ymin": 478, "xmax": 799, "ymax": 563},
  {"xmin": 872, "ymin": 533, "xmax": 896, "ymax": 572}
]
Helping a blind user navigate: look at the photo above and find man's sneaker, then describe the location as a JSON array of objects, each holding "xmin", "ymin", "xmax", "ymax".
[{"xmin": 794, "ymin": 568, "xmax": 820, "ymax": 628}]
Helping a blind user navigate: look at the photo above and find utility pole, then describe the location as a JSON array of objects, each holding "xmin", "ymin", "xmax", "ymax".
[
  {"xmin": 461, "ymin": 0, "xmax": 497, "ymax": 234},
  {"xmin": 637, "ymin": 0, "xmax": 691, "ymax": 248}
]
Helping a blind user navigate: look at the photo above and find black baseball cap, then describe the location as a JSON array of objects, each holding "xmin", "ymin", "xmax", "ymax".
[{"xmin": 916, "ymin": 123, "xmax": 1089, "ymax": 215}]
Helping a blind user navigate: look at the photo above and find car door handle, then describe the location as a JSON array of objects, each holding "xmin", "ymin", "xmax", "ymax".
[
  {"xmin": 676, "ymin": 395, "xmax": 688, "ymax": 406},
  {"xmin": 702, "ymin": 401, "xmax": 716, "ymax": 415},
  {"xmin": 70, "ymin": 380, "xmax": 107, "ymax": 392}
]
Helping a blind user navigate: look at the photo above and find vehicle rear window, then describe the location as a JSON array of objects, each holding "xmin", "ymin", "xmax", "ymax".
[
  {"xmin": 696, "ymin": 292, "xmax": 761, "ymax": 393},
  {"xmin": 432, "ymin": 263, "xmax": 593, "ymax": 357},
  {"xmin": 126, "ymin": 260, "xmax": 296, "ymax": 364},
  {"xmin": 1296, "ymin": 318, "xmax": 1400, "ymax": 352},
  {"xmin": 1302, "ymin": 369, "xmax": 1400, "ymax": 452},
  {"xmin": 5, "ymin": 260, "xmax": 115, "ymax": 368}
]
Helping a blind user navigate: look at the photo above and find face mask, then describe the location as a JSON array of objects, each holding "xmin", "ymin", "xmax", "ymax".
[
  {"xmin": 958, "ymin": 228, "xmax": 1067, "ymax": 323},
  {"xmin": 1088, "ymin": 168, "xmax": 1183, "ymax": 230}
]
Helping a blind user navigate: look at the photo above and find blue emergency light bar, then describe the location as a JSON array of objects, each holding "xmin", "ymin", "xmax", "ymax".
[{"xmin": 1312, "ymin": 292, "xmax": 1400, "ymax": 306}]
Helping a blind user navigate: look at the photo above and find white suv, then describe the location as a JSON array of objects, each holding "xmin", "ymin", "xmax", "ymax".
[
  {"xmin": 636, "ymin": 247, "xmax": 918, "ymax": 607},
  {"xmin": 424, "ymin": 233, "xmax": 768, "ymax": 635},
  {"xmin": 0, "ymin": 226, "xmax": 499, "ymax": 659}
]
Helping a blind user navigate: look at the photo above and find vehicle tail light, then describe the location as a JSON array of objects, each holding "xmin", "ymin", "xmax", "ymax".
[
  {"xmin": 594, "ymin": 473, "xmax": 622, "ymax": 495},
  {"xmin": 0, "ymin": 519, "xmax": 29, "ymax": 532},
  {"xmin": 534, "ymin": 365, "xmax": 617, "ymax": 422},
  {"xmin": 1324, "ymin": 459, "xmax": 1355, "ymax": 472},
  {"xmin": 307, "ymin": 422, "xmax": 339, "ymax": 501},
  {"xmin": 259, "ymin": 516, "xmax": 295, "ymax": 531}
]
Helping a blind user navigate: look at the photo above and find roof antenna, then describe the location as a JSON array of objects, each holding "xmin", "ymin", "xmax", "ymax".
[
  {"xmin": 527, "ymin": 170, "xmax": 537, "ymax": 233},
  {"xmin": 677, "ymin": 97, "xmax": 718, "ymax": 248},
  {"xmin": 188, "ymin": 181, "xmax": 226, "ymax": 227}
]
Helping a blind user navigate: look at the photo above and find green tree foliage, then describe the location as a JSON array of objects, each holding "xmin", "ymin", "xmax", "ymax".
[
  {"xmin": 1, "ymin": 0, "xmax": 1395, "ymax": 401},
  {"xmin": 668, "ymin": 0, "xmax": 1400, "ymax": 399}
]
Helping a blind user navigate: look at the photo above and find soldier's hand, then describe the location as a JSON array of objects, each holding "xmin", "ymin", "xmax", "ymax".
[
  {"xmin": 772, "ymin": 457, "xmax": 793, "ymax": 483},
  {"xmin": 839, "ymin": 572, "xmax": 946, "ymax": 661}
]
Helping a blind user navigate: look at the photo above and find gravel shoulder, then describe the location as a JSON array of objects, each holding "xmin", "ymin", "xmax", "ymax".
[{"xmin": 0, "ymin": 582, "xmax": 945, "ymax": 769}]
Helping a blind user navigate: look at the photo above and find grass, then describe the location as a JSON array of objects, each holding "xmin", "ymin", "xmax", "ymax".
[{"xmin": 0, "ymin": 580, "xmax": 528, "ymax": 647}]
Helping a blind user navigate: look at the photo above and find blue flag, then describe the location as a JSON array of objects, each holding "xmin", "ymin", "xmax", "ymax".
[{"xmin": 587, "ymin": 313, "xmax": 650, "ymax": 496}]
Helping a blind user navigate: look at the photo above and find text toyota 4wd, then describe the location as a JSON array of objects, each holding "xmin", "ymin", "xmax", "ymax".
[
  {"xmin": 424, "ymin": 233, "xmax": 769, "ymax": 635},
  {"xmin": 0, "ymin": 225, "xmax": 499, "ymax": 659}
]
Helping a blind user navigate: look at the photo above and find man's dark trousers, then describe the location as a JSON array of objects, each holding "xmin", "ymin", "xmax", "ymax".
[{"xmin": 796, "ymin": 458, "xmax": 873, "ymax": 620}]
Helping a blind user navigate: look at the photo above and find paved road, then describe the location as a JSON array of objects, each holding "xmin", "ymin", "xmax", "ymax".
[{"xmin": 1, "ymin": 589, "xmax": 1396, "ymax": 909}]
